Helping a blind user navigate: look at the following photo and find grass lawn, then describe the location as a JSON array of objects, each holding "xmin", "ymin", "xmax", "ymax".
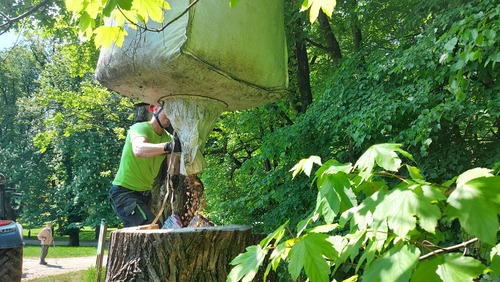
[
  {"xmin": 26, "ymin": 270, "xmax": 91, "ymax": 282},
  {"xmin": 22, "ymin": 225, "xmax": 111, "ymax": 281},
  {"xmin": 25, "ymin": 267, "xmax": 106, "ymax": 282},
  {"xmin": 23, "ymin": 225, "xmax": 117, "ymax": 242},
  {"xmin": 22, "ymin": 225, "xmax": 115, "ymax": 258},
  {"xmin": 23, "ymin": 245, "xmax": 103, "ymax": 258}
]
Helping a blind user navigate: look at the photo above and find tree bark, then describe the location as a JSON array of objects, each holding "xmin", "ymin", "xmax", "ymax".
[
  {"xmin": 105, "ymin": 225, "xmax": 273, "ymax": 281},
  {"xmin": 318, "ymin": 10, "xmax": 342, "ymax": 62},
  {"xmin": 151, "ymin": 153, "xmax": 205, "ymax": 227},
  {"xmin": 350, "ymin": 0, "xmax": 362, "ymax": 51},
  {"xmin": 295, "ymin": 33, "xmax": 312, "ymax": 113},
  {"xmin": 67, "ymin": 227, "xmax": 79, "ymax": 246}
]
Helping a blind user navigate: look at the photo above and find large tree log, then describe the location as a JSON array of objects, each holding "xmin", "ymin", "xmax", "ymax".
[
  {"xmin": 105, "ymin": 225, "xmax": 272, "ymax": 281},
  {"xmin": 152, "ymin": 155, "xmax": 205, "ymax": 227}
]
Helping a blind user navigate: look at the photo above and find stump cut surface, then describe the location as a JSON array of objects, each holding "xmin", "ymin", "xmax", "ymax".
[{"xmin": 105, "ymin": 225, "xmax": 266, "ymax": 282}]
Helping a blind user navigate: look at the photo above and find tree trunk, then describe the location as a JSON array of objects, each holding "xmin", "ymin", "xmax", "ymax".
[
  {"xmin": 350, "ymin": 0, "xmax": 362, "ymax": 51},
  {"xmin": 318, "ymin": 10, "xmax": 342, "ymax": 62},
  {"xmin": 105, "ymin": 225, "xmax": 273, "ymax": 281},
  {"xmin": 151, "ymin": 153, "xmax": 205, "ymax": 227},
  {"xmin": 295, "ymin": 33, "xmax": 312, "ymax": 113},
  {"xmin": 68, "ymin": 227, "xmax": 80, "ymax": 246}
]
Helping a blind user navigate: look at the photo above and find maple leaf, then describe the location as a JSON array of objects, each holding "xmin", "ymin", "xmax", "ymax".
[{"xmin": 288, "ymin": 233, "xmax": 337, "ymax": 282}]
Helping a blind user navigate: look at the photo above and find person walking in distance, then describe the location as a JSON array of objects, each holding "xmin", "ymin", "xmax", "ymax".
[{"xmin": 37, "ymin": 222, "xmax": 53, "ymax": 265}]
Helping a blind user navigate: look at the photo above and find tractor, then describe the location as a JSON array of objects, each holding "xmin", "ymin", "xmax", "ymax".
[{"xmin": 0, "ymin": 173, "xmax": 23, "ymax": 281}]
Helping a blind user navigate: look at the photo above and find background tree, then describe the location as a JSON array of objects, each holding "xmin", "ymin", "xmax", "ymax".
[
  {"xmin": 203, "ymin": 0, "xmax": 499, "ymax": 241},
  {"xmin": 0, "ymin": 35, "xmax": 134, "ymax": 244},
  {"xmin": 0, "ymin": 43, "xmax": 50, "ymax": 231},
  {"xmin": 24, "ymin": 41, "xmax": 134, "ymax": 244}
]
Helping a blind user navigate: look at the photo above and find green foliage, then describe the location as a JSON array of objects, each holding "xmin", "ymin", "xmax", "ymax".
[
  {"xmin": 363, "ymin": 245, "xmax": 420, "ymax": 282},
  {"xmin": 202, "ymin": 107, "xmax": 317, "ymax": 231},
  {"xmin": 1, "ymin": 38, "xmax": 132, "ymax": 234},
  {"xmin": 412, "ymin": 253, "xmax": 486, "ymax": 282},
  {"xmin": 66, "ymin": 0, "xmax": 171, "ymax": 48},
  {"xmin": 228, "ymin": 143, "xmax": 499, "ymax": 281},
  {"xmin": 446, "ymin": 174, "xmax": 500, "ymax": 245},
  {"xmin": 0, "ymin": 44, "xmax": 53, "ymax": 227},
  {"xmin": 490, "ymin": 244, "xmax": 500, "ymax": 276},
  {"xmin": 204, "ymin": 1, "xmax": 499, "ymax": 239},
  {"xmin": 300, "ymin": 0, "xmax": 336, "ymax": 22},
  {"xmin": 23, "ymin": 245, "xmax": 101, "ymax": 258},
  {"xmin": 23, "ymin": 268, "xmax": 104, "ymax": 282},
  {"xmin": 303, "ymin": 0, "xmax": 500, "ymax": 181},
  {"xmin": 24, "ymin": 47, "xmax": 134, "ymax": 231},
  {"xmin": 288, "ymin": 232, "xmax": 337, "ymax": 281},
  {"xmin": 227, "ymin": 245, "xmax": 267, "ymax": 282},
  {"xmin": 436, "ymin": 1, "xmax": 499, "ymax": 100}
]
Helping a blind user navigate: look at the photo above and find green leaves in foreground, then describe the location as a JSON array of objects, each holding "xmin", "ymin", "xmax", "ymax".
[
  {"xmin": 288, "ymin": 233, "xmax": 337, "ymax": 282},
  {"xmin": 227, "ymin": 143, "xmax": 500, "ymax": 281},
  {"xmin": 66, "ymin": 0, "xmax": 171, "ymax": 48},
  {"xmin": 354, "ymin": 143, "xmax": 414, "ymax": 181},
  {"xmin": 227, "ymin": 245, "xmax": 267, "ymax": 282},
  {"xmin": 363, "ymin": 245, "xmax": 420, "ymax": 282},
  {"xmin": 65, "ymin": 0, "xmax": 338, "ymax": 48},
  {"xmin": 300, "ymin": 0, "xmax": 337, "ymax": 23},
  {"xmin": 345, "ymin": 184, "xmax": 443, "ymax": 240},
  {"xmin": 446, "ymin": 170, "xmax": 500, "ymax": 245},
  {"xmin": 412, "ymin": 253, "xmax": 486, "ymax": 282}
]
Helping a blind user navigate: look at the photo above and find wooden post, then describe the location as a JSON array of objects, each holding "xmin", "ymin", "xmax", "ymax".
[
  {"xmin": 96, "ymin": 219, "xmax": 108, "ymax": 282},
  {"xmin": 105, "ymin": 225, "xmax": 272, "ymax": 281}
]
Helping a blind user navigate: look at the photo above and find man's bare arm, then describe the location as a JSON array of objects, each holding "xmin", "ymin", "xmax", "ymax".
[{"xmin": 131, "ymin": 136, "xmax": 168, "ymax": 158}]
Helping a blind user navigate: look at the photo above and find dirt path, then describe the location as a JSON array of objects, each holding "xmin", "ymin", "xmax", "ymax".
[{"xmin": 22, "ymin": 256, "xmax": 107, "ymax": 281}]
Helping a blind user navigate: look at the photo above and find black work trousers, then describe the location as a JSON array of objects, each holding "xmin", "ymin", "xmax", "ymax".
[{"xmin": 109, "ymin": 185, "xmax": 157, "ymax": 227}]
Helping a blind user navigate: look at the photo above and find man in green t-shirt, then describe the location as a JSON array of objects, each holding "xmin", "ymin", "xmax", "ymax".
[{"xmin": 109, "ymin": 104, "xmax": 181, "ymax": 227}]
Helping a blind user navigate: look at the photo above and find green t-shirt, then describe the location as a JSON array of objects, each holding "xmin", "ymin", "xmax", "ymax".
[{"xmin": 112, "ymin": 122, "xmax": 171, "ymax": 191}]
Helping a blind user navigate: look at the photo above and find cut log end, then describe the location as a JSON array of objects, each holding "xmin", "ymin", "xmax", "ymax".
[
  {"xmin": 105, "ymin": 225, "xmax": 272, "ymax": 282},
  {"xmin": 123, "ymin": 224, "xmax": 250, "ymax": 233}
]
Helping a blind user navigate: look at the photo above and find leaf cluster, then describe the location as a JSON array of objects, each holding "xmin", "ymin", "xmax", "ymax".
[
  {"xmin": 229, "ymin": 144, "xmax": 500, "ymax": 281},
  {"xmin": 66, "ymin": 0, "xmax": 171, "ymax": 48}
]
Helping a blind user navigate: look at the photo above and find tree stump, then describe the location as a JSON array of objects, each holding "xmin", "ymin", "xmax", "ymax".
[{"xmin": 105, "ymin": 225, "xmax": 271, "ymax": 282}]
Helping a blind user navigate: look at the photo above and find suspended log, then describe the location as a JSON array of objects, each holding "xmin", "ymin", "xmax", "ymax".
[{"xmin": 105, "ymin": 225, "xmax": 273, "ymax": 281}]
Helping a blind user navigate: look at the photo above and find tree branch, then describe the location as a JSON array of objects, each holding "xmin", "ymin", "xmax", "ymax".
[
  {"xmin": 305, "ymin": 38, "xmax": 329, "ymax": 52},
  {"xmin": 376, "ymin": 171, "xmax": 406, "ymax": 182},
  {"xmin": 419, "ymin": 237, "xmax": 479, "ymax": 260},
  {"xmin": 0, "ymin": 0, "xmax": 53, "ymax": 35}
]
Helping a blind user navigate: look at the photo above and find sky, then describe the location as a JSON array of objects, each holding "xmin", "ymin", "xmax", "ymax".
[{"xmin": 0, "ymin": 31, "xmax": 22, "ymax": 50}]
